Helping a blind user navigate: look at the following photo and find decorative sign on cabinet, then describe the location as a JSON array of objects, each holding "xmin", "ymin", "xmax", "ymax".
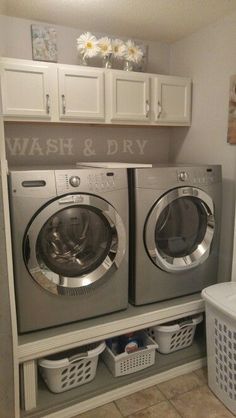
[{"xmin": 0, "ymin": 57, "xmax": 192, "ymax": 126}]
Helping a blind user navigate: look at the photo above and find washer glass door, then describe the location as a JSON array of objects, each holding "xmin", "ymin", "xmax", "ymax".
[
  {"xmin": 24, "ymin": 194, "xmax": 126, "ymax": 295},
  {"xmin": 145, "ymin": 187, "xmax": 215, "ymax": 272}
]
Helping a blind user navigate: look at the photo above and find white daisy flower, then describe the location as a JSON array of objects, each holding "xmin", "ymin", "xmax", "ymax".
[
  {"xmin": 112, "ymin": 39, "xmax": 126, "ymax": 59},
  {"xmin": 76, "ymin": 32, "xmax": 99, "ymax": 58},
  {"xmin": 125, "ymin": 40, "xmax": 143, "ymax": 63},
  {"xmin": 98, "ymin": 36, "xmax": 112, "ymax": 57}
]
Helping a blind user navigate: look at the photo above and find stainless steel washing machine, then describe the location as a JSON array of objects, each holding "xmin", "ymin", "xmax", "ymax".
[
  {"xmin": 129, "ymin": 165, "xmax": 222, "ymax": 305},
  {"xmin": 8, "ymin": 167, "xmax": 129, "ymax": 333}
]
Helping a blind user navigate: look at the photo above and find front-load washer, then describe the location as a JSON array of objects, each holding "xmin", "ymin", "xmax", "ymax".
[
  {"xmin": 8, "ymin": 167, "xmax": 129, "ymax": 333},
  {"xmin": 129, "ymin": 165, "xmax": 222, "ymax": 305}
]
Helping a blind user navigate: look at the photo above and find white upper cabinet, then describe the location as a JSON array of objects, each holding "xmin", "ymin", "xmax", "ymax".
[
  {"xmin": 153, "ymin": 75, "xmax": 191, "ymax": 125},
  {"xmin": 58, "ymin": 67, "xmax": 105, "ymax": 121},
  {"xmin": 0, "ymin": 61, "xmax": 51, "ymax": 119},
  {"xmin": 109, "ymin": 71, "xmax": 150, "ymax": 122},
  {"xmin": 0, "ymin": 58, "xmax": 191, "ymax": 126}
]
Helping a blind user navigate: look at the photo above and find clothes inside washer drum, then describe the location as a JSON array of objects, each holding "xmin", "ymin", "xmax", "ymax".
[{"xmin": 36, "ymin": 206, "xmax": 114, "ymax": 277}]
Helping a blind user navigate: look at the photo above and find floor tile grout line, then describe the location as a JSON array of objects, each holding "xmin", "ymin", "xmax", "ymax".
[
  {"xmin": 113, "ymin": 369, "xmax": 207, "ymax": 417},
  {"xmin": 163, "ymin": 382, "xmax": 208, "ymax": 403},
  {"xmin": 112, "ymin": 401, "xmax": 125, "ymax": 417},
  {"xmin": 124, "ymin": 399, "xmax": 180, "ymax": 418},
  {"xmin": 153, "ymin": 385, "xmax": 168, "ymax": 401},
  {"xmin": 168, "ymin": 385, "xmax": 236, "ymax": 418},
  {"xmin": 156, "ymin": 374, "xmax": 206, "ymax": 400},
  {"xmin": 193, "ymin": 368, "xmax": 208, "ymax": 385},
  {"xmin": 114, "ymin": 385, "xmax": 168, "ymax": 417},
  {"xmin": 168, "ymin": 398, "xmax": 186, "ymax": 418},
  {"xmin": 114, "ymin": 397, "xmax": 167, "ymax": 417}
]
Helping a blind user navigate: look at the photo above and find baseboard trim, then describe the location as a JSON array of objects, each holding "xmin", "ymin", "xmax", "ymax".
[{"xmin": 44, "ymin": 357, "xmax": 206, "ymax": 418}]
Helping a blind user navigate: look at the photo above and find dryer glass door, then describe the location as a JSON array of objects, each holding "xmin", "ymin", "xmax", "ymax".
[
  {"xmin": 145, "ymin": 187, "xmax": 215, "ymax": 272},
  {"xmin": 24, "ymin": 194, "xmax": 126, "ymax": 295}
]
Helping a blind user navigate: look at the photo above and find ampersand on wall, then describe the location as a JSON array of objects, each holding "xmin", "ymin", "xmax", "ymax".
[{"xmin": 83, "ymin": 138, "xmax": 96, "ymax": 156}]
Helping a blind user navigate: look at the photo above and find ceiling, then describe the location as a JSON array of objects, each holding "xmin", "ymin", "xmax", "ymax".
[{"xmin": 2, "ymin": 0, "xmax": 236, "ymax": 43}]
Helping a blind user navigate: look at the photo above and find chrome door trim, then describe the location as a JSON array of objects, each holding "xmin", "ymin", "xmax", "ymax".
[
  {"xmin": 145, "ymin": 187, "xmax": 215, "ymax": 272},
  {"xmin": 24, "ymin": 194, "xmax": 126, "ymax": 295}
]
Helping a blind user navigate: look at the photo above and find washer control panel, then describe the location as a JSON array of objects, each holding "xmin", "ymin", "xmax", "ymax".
[
  {"xmin": 69, "ymin": 176, "xmax": 80, "ymax": 187},
  {"xmin": 88, "ymin": 172, "xmax": 115, "ymax": 192},
  {"xmin": 54, "ymin": 169, "xmax": 124, "ymax": 195}
]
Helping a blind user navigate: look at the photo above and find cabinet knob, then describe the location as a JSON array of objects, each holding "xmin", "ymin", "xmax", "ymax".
[{"xmin": 61, "ymin": 94, "xmax": 66, "ymax": 114}]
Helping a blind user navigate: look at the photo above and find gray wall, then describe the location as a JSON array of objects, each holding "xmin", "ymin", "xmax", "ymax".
[
  {"xmin": 5, "ymin": 123, "xmax": 170, "ymax": 167},
  {"xmin": 0, "ymin": 14, "xmax": 170, "ymax": 74},
  {"xmin": 0, "ymin": 1, "xmax": 6, "ymax": 15},
  {"xmin": 169, "ymin": 11, "xmax": 236, "ymax": 283},
  {"xmin": 2, "ymin": 11, "xmax": 236, "ymax": 279},
  {"xmin": 1, "ymin": 14, "xmax": 172, "ymax": 165},
  {"xmin": 0, "ymin": 15, "xmax": 7, "ymax": 56}
]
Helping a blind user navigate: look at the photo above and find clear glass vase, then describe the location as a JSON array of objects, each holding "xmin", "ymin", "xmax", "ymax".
[
  {"xmin": 123, "ymin": 60, "xmax": 133, "ymax": 71},
  {"xmin": 80, "ymin": 54, "xmax": 88, "ymax": 66},
  {"xmin": 103, "ymin": 53, "xmax": 112, "ymax": 69}
]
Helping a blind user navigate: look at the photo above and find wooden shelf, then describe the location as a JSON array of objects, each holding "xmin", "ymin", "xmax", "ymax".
[
  {"xmin": 21, "ymin": 330, "xmax": 206, "ymax": 418},
  {"xmin": 18, "ymin": 293, "xmax": 204, "ymax": 362}
]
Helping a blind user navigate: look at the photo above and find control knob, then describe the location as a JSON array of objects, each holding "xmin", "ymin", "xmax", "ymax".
[
  {"xmin": 69, "ymin": 176, "xmax": 80, "ymax": 187},
  {"xmin": 178, "ymin": 171, "xmax": 188, "ymax": 182}
]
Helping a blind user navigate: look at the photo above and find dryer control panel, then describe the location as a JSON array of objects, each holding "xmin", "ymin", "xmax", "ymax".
[
  {"xmin": 176, "ymin": 167, "xmax": 220, "ymax": 186},
  {"xmin": 134, "ymin": 165, "xmax": 221, "ymax": 189}
]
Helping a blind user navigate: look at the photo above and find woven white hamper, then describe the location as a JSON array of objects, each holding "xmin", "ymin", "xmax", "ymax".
[
  {"xmin": 147, "ymin": 314, "xmax": 203, "ymax": 354},
  {"xmin": 38, "ymin": 341, "xmax": 106, "ymax": 393},
  {"xmin": 202, "ymin": 282, "xmax": 236, "ymax": 415}
]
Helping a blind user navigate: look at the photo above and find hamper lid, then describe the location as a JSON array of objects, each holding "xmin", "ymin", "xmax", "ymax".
[{"xmin": 202, "ymin": 282, "xmax": 236, "ymax": 319}]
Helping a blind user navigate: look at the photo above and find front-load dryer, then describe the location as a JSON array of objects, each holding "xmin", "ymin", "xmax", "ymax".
[
  {"xmin": 129, "ymin": 165, "xmax": 222, "ymax": 305},
  {"xmin": 9, "ymin": 167, "xmax": 129, "ymax": 333}
]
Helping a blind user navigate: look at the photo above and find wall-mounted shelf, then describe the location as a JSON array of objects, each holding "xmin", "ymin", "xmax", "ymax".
[{"xmin": 18, "ymin": 293, "xmax": 204, "ymax": 362}]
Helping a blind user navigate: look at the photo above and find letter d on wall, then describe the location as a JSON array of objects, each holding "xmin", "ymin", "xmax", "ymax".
[{"xmin": 107, "ymin": 140, "xmax": 118, "ymax": 155}]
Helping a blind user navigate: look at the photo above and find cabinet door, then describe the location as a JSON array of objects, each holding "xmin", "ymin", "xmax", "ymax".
[
  {"xmin": 58, "ymin": 67, "xmax": 105, "ymax": 121},
  {"xmin": 110, "ymin": 72, "xmax": 150, "ymax": 122},
  {"xmin": 154, "ymin": 76, "xmax": 191, "ymax": 124},
  {"xmin": 0, "ymin": 62, "xmax": 51, "ymax": 118}
]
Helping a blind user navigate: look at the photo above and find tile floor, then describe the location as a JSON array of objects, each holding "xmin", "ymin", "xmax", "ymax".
[{"xmin": 76, "ymin": 368, "xmax": 235, "ymax": 418}]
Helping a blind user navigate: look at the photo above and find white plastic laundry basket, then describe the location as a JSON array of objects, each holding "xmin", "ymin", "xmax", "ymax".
[
  {"xmin": 38, "ymin": 341, "xmax": 106, "ymax": 393},
  {"xmin": 147, "ymin": 314, "xmax": 203, "ymax": 354},
  {"xmin": 202, "ymin": 282, "xmax": 236, "ymax": 415},
  {"xmin": 103, "ymin": 331, "xmax": 158, "ymax": 377}
]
